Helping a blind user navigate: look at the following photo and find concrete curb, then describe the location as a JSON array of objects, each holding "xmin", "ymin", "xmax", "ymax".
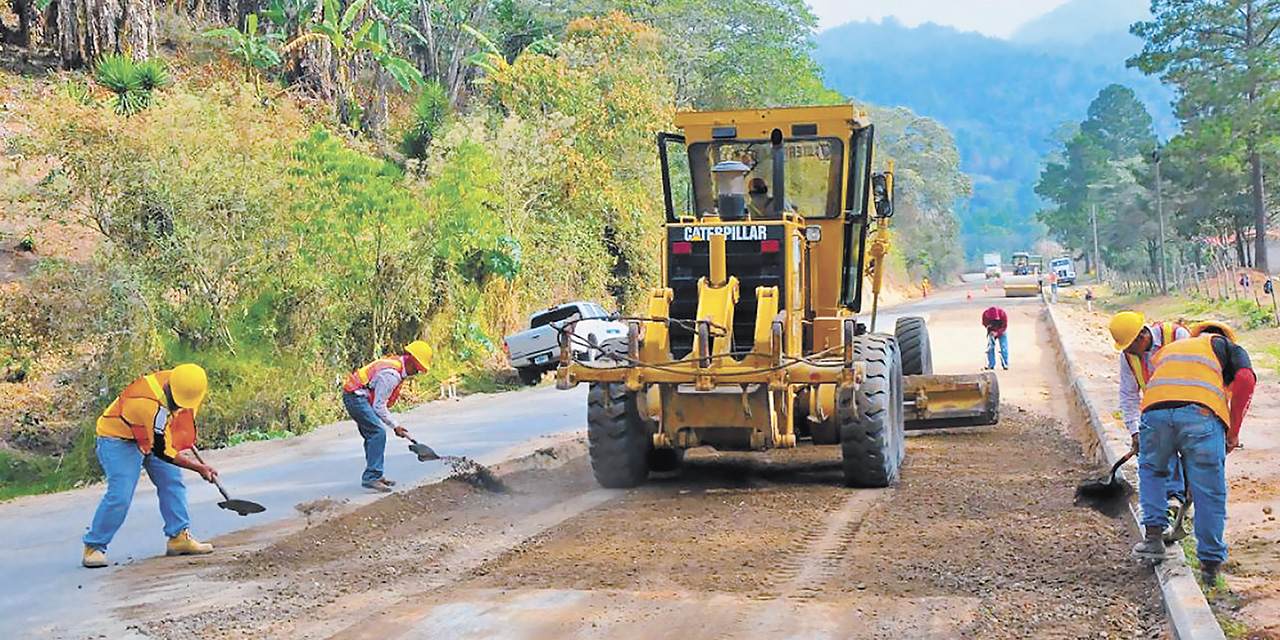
[{"xmin": 1042, "ymin": 304, "xmax": 1225, "ymax": 640}]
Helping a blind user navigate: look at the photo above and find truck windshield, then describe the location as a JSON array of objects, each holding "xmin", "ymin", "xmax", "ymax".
[
  {"xmin": 530, "ymin": 306, "xmax": 581, "ymax": 329},
  {"xmin": 687, "ymin": 138, "xmax": 844, "ymax": 219}
]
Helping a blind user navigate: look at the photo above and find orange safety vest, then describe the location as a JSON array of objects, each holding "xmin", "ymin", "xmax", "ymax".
[
  {"xmin": 1127, "ymin": 321, "xmax": 1185, "ymax": 391},
  {"xmin": 96, "ymin": 371, "xmax": 198, "ymax": 457},
  {"xmin": 1140, "ymin": 335, "xmax": 1231, "ymax": 427},
  {"xmin": 342, "ymin": 356, "xmax": 406, "ymax": 407}
]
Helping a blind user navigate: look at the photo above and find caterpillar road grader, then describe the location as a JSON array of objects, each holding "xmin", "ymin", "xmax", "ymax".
[{"xmin": 556, "ymin": 105, "xmax": 999, "ymax": 488}]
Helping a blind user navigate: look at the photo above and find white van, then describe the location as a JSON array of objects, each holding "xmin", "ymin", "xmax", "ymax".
[{"xmin": 1049, "ymin": 257, "xmax": 1076, "ymax": 286}]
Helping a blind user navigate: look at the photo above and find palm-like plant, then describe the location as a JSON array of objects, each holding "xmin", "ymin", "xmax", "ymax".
[{"xmin": 93, "ymin": 54, "xmax": 170, "ymax": 116}]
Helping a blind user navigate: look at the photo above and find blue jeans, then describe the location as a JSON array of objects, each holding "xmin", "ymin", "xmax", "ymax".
[
  {"xmin": 83, "ymin": 436, "xmax": 190, "ymax": 551},
  {"xmin": 1138, "ymin": 405, "xmax": 1228, "ymax": 564},
  {"xmin": 344, "ymin": 391, "xmax": 387, "ymax": 483},
  {"xmin": 986, "ymin": 332, "xmax": 1008, "ymax": 369}
]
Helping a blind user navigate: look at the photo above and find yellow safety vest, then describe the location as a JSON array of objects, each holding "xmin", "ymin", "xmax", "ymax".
[
  {"xmin": 1127, "ymin": 321, "xmax": 1184, "ymax": 391},
  {"xmin": 96, "ymin": 371, "xmax": 198, "ymax": 457},
  {"xmin": 1140, "ymin": 335, "xmax": 1230, "ymax": 426}
]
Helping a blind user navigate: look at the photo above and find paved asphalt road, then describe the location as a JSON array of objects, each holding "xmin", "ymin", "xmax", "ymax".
[{"xmin": 0, "ymin": 383, "xmax": 586, "ymax": 640}]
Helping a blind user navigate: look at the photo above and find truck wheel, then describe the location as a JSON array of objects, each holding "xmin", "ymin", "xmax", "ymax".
[
  {"xmin": 587, "ymin": 383, "xmax": 650, "ymax": 488},
  {"xmin": 517, "ymin": 367, "xmax": 542, "ymax": 386},
  {"xmin": 894, "ymin": 316, "xmax": 933, "ymax": 376},
  {"xmin": 839, "ymin": 335, "xmax": 905, "ymax": 488},
  {"xmin": 647, "ymin": 447, "xmax": 684, "ymax": 473}
]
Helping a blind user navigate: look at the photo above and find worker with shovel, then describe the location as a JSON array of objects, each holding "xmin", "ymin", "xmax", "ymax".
[
  {"xmin": 1129, "ymin": 327, "xmax": 1255, "ymax": 588},
  {"xmin": 342, "ymin": 340, "xmax": 434, "ymax": 492},
  {"xmin": 82, "ymin": 364, "xmax": 219, "ymax": 568},
  {"xmin": 1110, "ymin": 312, "xmax": 1190, "ymax": 535}
]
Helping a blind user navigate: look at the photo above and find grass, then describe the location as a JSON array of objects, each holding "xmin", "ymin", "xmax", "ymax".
[{"xmin": 0, "ymin": 448, "xmax": 96, "ymax": 501}]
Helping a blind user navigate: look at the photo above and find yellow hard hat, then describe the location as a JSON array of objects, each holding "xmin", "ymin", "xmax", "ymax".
[
  {"xmin": 1108, "ymin": 311, "xmax": 1146, "ymax": 350},
  {"xmin": 1191, "ymin": 320, "xmax": 1237, "ymax": 343},
  {"xmin": 169, "ymin": 363, "xmax": 207, "ymax": 409},
  {"xmin": 405, "ymin": 340, "xmax": 433, "ymax": 370}
]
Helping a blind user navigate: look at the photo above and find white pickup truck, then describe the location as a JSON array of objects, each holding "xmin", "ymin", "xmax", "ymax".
[{"xmin": 502, "ymin": 301, "xmax": 628, "ymax": 385}]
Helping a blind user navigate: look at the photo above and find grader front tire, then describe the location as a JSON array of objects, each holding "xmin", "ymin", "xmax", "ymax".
[
  {"xmin": 839, "ymin": 335, "xmax": 906, "ymax": 488},
  {"xmin": 587, "ymin": 383, "xmax": 651, "ymax": 488}
]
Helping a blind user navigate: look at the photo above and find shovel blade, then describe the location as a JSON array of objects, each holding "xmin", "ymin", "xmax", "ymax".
[
  {"xmin": 1074, "ymin": 477, "xmax": 1133, "ymax": 518},
  {"xmin": 409, "ymin": 442, "xmax": 440, "ymax": 461},
  {"xmin": 219, "ymin": 499, "xmax": 266, "ymax": 516}
]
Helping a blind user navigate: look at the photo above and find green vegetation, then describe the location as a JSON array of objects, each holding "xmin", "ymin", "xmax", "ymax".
[{"xmin": 0, "ymin": 1, "xmax": 972, "ymax": 500}]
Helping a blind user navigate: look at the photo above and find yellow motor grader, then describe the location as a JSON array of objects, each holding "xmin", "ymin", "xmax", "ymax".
[{"xmin": 556, "ymin": 105, "xmax": 998, "ymax": 488}]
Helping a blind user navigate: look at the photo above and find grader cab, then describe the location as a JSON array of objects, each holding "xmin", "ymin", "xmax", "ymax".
[{"xmin": 557, "ymin": 106, "xmax": 998, "ymax": 488}]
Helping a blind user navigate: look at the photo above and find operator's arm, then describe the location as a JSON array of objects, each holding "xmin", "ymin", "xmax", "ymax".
[{"xmin": 1118, "ymin": 356, "xmax": 1142, "ymax": 436}]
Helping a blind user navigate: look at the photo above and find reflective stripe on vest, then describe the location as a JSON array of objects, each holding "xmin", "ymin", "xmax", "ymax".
[
  {"xmin": 342, "ymin": 357, "xmax": 406, "ymax": 407},
  {"xmin": 1140, "ymin": 335, "xmax": 1230, "ymax": 426},
  {"xmin": 96, "ymin": 372, "xmax": 169, "ymax": 451},
  {"xmin": 1127, "ymin": 321, "xmax": 1184, "ymax": 391}
]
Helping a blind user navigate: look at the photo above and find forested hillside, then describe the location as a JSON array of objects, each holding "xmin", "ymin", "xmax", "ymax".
[
  {"xmin": 815, "ymin": 2, "xmax": 1175, "ymax": 262},
  {"xmin": 0, "ymin": 0, "xmax": 970, "ymax": 496}
]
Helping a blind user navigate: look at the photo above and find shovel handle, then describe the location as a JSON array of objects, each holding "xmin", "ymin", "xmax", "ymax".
[
  {"xmin": 189, "ymin": 447, "xmax": 231, "ymax": 501},
  {"xmin": 1109, "ymin": 449, "xmax": 1134, "ymax": 480}
]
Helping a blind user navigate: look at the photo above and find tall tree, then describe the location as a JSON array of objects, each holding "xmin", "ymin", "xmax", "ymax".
[
  {"xmin": 1130, "ymin": 0, "xmax": 1280, "ymax": 272},
  {"xmin": 1037, "ymin": 84, "xmax": 1157, "ymax": 274},
  {"xmin": 50, "ymin": 0, "xmax": 158, "ymax": 68}
]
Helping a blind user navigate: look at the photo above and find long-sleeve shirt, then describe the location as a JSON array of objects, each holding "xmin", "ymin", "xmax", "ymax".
[
  {"xmin": 981, "ymin": 307, "xmax": 1008, "ymax": 337},
  {"xmin": 354, "ymin": 366, "xmax": 406, "ymax": 430},
  {"xmin": 1119, "ymin": 323, "xmax": 1190, "ymax": 434}
]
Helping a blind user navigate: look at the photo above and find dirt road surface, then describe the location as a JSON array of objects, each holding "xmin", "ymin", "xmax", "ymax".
[{"xmin": 43, "ymin": 287, "xmax": 1171, "ymax": 639}]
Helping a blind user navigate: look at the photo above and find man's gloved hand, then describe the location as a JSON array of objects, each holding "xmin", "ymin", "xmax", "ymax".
[{"xmin": 1131, "ymin": 433, "xmax": 1140, "ymax": 454}]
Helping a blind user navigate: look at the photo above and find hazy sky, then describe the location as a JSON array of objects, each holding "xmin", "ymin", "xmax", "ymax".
[{"xmin": 805, "ymin": 0, "xmax": 1074, "ymax": 38}]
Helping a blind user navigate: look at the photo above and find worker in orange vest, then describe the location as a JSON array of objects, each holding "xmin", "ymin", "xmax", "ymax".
[
  {"xmin": 342, "ymin": 341, "xmax": 434, "ymax": 492},
  {"xmin": 1129, "ymin": 326, "xmax": 1255, "ymax": 588},
  {"xmin": 1109, "ymin": 312, "xmax": 1191, "ymax": 535},
  {"xmin": 82, "ymin": 364, "xmax": 218, "ymax": 568}
]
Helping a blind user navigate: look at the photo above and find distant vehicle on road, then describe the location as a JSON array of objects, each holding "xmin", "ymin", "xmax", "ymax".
[
  {"xmin": 503, "ymin": 301, "xmax": 627, "ymax": 385},
  {"xmin": 983, "ymin": 252, "xmax": 1002, "ymax": 279},
  {"xmin": 1049, "ymin": 256, "xmax": 1076, "ymax": 286}
]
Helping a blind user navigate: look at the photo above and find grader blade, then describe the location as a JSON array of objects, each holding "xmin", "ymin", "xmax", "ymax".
[{"xmin": 903, "ymin": 372, "xmax": 999, "ymax": 430}]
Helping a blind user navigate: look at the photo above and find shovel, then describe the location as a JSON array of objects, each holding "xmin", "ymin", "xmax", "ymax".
[
  {"xmin": 399, "ymin": 432, "xmax": 440, "ymax": 461},
  {"xmin": 1075, "ymin": 449, "xmax": 1134, "ymax": 517},
  {"xmin": 191, "ymin": 448, "xmax": 266, "ymax": 516},
  {"xmin": 1165, "ymin": 456, "xmax": 1191, "ymax": 543}
]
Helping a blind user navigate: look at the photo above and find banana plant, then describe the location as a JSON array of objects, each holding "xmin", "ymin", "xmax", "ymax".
[
  {"xmin": 204, "ymin": 14, "xmax": 283, "ymax": 90},
  {"xmin": 283, "ymin": 0, "xmax": 423, "ymax": 127}
]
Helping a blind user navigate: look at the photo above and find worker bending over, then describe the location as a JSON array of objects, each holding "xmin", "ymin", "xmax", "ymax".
[
  {"xmin": 1109, "ymin": 312, "xmax": 1189, "ymax": 535},
  {"xmin": 1129, "ymin": 323, "xmax": 1254, "ymax": 588},
  {"xmin": 342, "ymin": 341, "xmax": 434, "ymax": 492},
  {"xmin": 82, "ymin": 364, "xmax": 219, "ymax": 568}
]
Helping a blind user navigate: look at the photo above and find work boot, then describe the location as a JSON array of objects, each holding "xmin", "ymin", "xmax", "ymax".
[
  {"xmin": 82, "ymin": 546, "xmax": 107, "ymax": 568},
  {"xmin": 1131, "ymin": 525, "xmax": 1169, "ymax": 561},
  {"xmin": 362, "ymin": 479, "xmax": 394, "ymax": 493},
  {"xmin": 166, "ymin": 530, "xmax": 214, "ymax": 556},
  {"xmin": 1200, "ymin": 560, "xmax": 1221, "ymax": 588}
]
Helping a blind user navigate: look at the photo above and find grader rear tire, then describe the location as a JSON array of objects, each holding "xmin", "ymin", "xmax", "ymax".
[
  {"xmin": 839, "ymin": 335, "xmax": 906, "ymax": 488},
  {"xmin": 587, "ymin": 383, "xmax": 651, "ymax": 488},
  {"xmin": 894, "ymin": 316, "xmax": 933, "ymax": 376}
]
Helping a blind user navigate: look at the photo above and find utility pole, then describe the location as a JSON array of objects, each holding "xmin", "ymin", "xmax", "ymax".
[
  {"xmin": 1152, "ymin": 148, "xmax": 1168, "ymax": 293},
  {"xmin": 1091, "ymin": 203, "xmax": 1101, "ymax": 281}
]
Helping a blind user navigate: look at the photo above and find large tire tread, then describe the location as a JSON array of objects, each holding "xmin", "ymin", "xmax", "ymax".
[
  {"xmin": 587, "ymin": 383, "xmax": 650, "ymax": 488},
  {"xmin": 895, "ymin": 316, "xmax": 932, "ymax": 376},
  {"xmin": 839, "ymin": 335, "xmax": 906, "ymax": 488}
]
